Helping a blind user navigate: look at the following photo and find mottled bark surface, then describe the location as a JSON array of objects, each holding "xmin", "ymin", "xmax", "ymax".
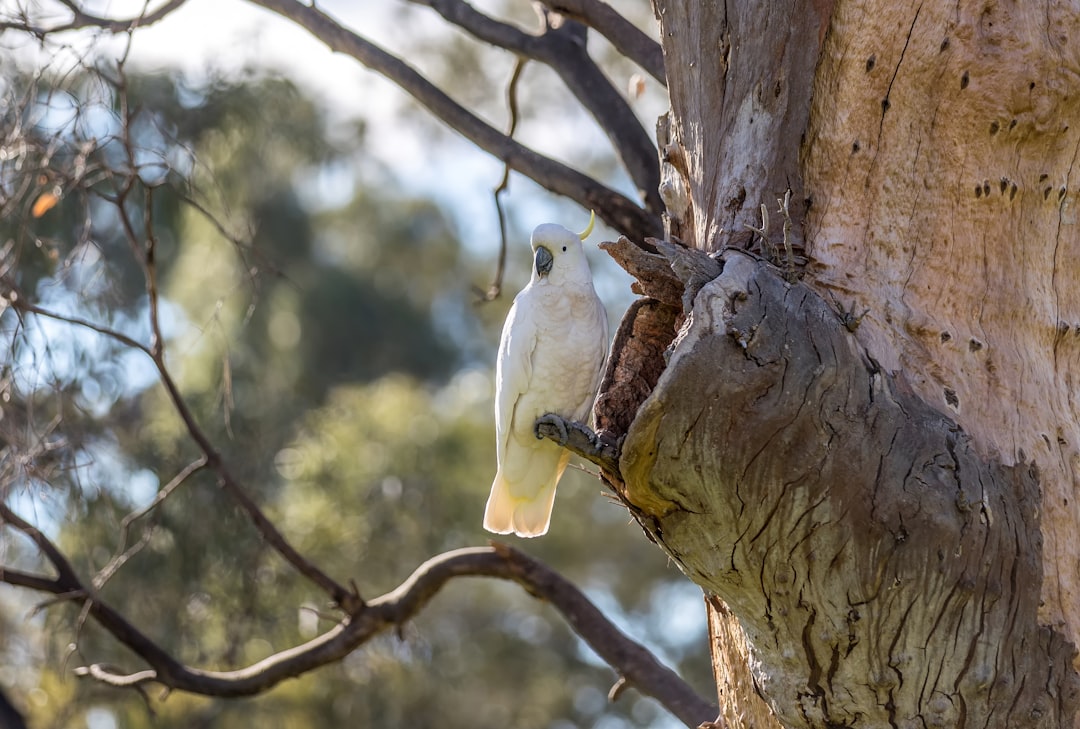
[
  {"xmin": 606, "ymin": 0, "xmax": 1080, "ymax": 726},
  {"xmin": 803, "ymin": 0, "xmax": 1080, "ymax": 641},
  {"xmin": 619, "ymin": 251, "xmax": 1078, "ymax": 727}
]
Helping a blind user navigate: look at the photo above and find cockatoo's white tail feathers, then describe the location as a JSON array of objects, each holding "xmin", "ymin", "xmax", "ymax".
[
  {"xmin": 482, "ymin": 471, "xmax": 518, "ymax": 535},
  {"xmin": 483, "ymin": 468, "xmax": 562, "ymax": 538}
]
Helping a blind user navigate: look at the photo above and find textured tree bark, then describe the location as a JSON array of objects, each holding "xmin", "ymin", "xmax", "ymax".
[{"xmin": 600, "ymin": 0, "xmax": 1080, "ymax": 726}]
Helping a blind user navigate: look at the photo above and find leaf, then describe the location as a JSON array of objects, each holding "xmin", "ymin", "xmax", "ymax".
[{"xmin": 31, "ymin": 191, "xmax": 59, "ymax": 218}]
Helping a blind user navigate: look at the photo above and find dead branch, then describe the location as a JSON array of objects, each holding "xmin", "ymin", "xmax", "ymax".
[
  {"xmin": 534, "ymin": 11, "xmax": 663, "ymax": 214},
  {"xmin": 475, "ymin": 56, "xmax": 527, "ymax": 302},
  {"xmin": 92, "ymin": 86, "xmax": 364, "ymax": 612},
  {"xmin": 92, "ymin": 457, "xmax": 209, "ymax": 590},
  {"xmin": 245, "ymin": 0, "xmax": 662, "ymax": 241}
]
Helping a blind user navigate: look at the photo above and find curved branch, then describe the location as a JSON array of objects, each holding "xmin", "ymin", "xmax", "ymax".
[
  {"xmin": 1, "ymin": 524, "xmax": 716, "ymax": 728},
  {"xmin": 3, "ymin": 297, "xmax": 151, "ymax": 356},
  {"xmin": 0, "ymin": 503, "xmax": 190, "ymax": 679},
  {"xmin": 542, "ymin": 0, "xmax": 665, "ymax": 85},
  {"xmin": 405, "ymin": 0, "xmax": 662, "ymax": 215},
  {"xmin": 117, "ymin": 194, "xmax": 359, "ymax": 609},
  {"xmin": 245, "ymin": 0, "xmax": 662, "ymax": 241}
]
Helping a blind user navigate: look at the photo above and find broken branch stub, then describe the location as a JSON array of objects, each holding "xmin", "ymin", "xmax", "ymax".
[
  {"xmin": 594, "ymin": 236, "xmax": 726, "ymax": 451},
  {"xmin": 619, "ymin": 250, "xmax": 1080, "ymax": 728}
]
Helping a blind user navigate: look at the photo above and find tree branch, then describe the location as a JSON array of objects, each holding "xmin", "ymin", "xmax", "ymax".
[
  {"xmin": 0, "ymin": 502, "xmax": 192, "ymax": 681},
  {"xmin": 1, "ymin": 290, "xmax": 357, "ymax": 611},
  {"xmin": 108, "ymin": 181, "xmax": 361, "ymax": 612},
  {"xmin": 405, "ymin": 0, "xmax": 662, "ymax": 214},
  {"xmin": 1, "ymin": 297, "xmax": 151, "ymax": 356},
  {"xmin": 0, "ymin": 0, "xmax": 189, "ymax": 35},
  {"xmin": 244, "ymin": 0, "xmax": 662, "ymax": 241},
  {"xmin": 0, "ymin": 517, "xmax": 715, "ymax": 729},
  {"xmin": 92, "ymin": 456, "xmax": 209, "ymax": 590},
  {"xmin": 542, "ymin": 0, "xmax": 665, "ymax": 85},
  {"xmin": 534, "ymin": 12, "xmax": 662, "ymax": 214}
]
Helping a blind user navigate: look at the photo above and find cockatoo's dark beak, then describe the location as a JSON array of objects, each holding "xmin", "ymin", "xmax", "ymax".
[{"xmin": 534, "ymin": 245, "xmax": 554, "ymax": 278}]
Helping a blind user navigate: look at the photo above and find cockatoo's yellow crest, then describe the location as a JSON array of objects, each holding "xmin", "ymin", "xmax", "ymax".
[{"xmin": 578, "ymin": 211, "xmax": 595, "ymax": 241}]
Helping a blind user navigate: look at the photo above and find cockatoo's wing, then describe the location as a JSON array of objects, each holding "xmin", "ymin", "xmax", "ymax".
[
  {"xmin": 493, "ymin": 296, "xmax": 535, "ymax": 466},
  {"xmin": 485, "ymin": 292, "xmax": 546, "ymax": 536}
]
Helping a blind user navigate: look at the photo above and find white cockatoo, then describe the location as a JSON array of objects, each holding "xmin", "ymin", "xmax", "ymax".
[{"xmin": 483, "ymin": 214, "xmax": 609, "ymax": 538}]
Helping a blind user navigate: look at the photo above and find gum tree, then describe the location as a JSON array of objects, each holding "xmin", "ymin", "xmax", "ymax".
[{"xmin": 3, "ymin": 1, "xmax": 1080, "ymax": 727}]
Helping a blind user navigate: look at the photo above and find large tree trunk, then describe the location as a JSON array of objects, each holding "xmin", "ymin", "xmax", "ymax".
[{"xmin": 603, "ymin": 1, "xmax": 1080, "ymax": 726}]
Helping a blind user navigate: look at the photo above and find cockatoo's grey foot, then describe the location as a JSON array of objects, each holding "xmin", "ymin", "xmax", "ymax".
[
  {"xmin": 534, "ymin": 416, "xmax": 621, "ymax": 476},
  {"xmin": 535, "ymin": 413, "xmax": 570, "ymax": 445}
]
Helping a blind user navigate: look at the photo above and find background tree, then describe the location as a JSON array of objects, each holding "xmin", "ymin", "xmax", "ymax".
[
  {"xmin": 0, "ymin": 60, "xmax": 710, "ymax": 729},
  {"xmin": 3, "ymin": 1, "xmax": 1080, "ymax": 728}
]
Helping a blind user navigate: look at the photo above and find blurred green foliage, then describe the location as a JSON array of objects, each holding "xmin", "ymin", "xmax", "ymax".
[{"xmin": 0, "ymin": 61, "xmax": 709, "ymax": 729}]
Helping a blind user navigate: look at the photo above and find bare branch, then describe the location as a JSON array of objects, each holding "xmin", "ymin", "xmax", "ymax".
[
  {"xmin": 245, "ymin": 0, "xmax": 662, "ymax": 241},
  {"xmin": 535, "ymin": 14, "xmax": 663, "ymax": 214},
  {"xmin": 542, "ymin": 0, "xmax": 665, "ymax": 85},
  {"xmin": 0, "ymin": 566, "xmax": 69, "ymax": 594},
  {"xmin": 405, "ymin": 0, "xmax": 662, "ymax": 214},
  {"xmin": 3, "ymin": 294, "xmax": 356, "ymax": 610},
  {"xmin": 475, "ymin": 56, "xmax": 527, "ymax": 302},
  {"xmin": 0, "ymin": 522, "xmax": 714, "ymax": 728},
  {"xmin": 2, "ymin": 296, "xmax": 152, "ymax": 356},
  {"xmin": 0, "ymin": 503, "xmax": 191, "ymax": 683},
  {"xmin": 92, "ymin": 457, "xmax": 209, "ymax": 590},
  {"xmin": 0, "ymin": 0, "xmax": 189, "ymax": 35}
]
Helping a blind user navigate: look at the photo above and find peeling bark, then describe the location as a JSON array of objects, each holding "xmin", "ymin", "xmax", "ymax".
[{"xmin": 708, "ymin": 597, "xmax": 784, "ymax": 729}]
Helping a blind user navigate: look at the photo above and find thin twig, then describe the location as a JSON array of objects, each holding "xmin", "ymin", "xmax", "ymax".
[
  {"xmin": 111, "ymin": 180, "xmax": 359, "ymax": 611},
  {"xmin": 3, "ymin": 196, "xmax": 357, "ymax": 610},
  {"xmin": 2, "ymin": 298, "xmax": 151, "ymax": 355},
  {"xmin": 92, "ymin": 457, "xmax": 209, "ymax": 590},
  {"xmin": 475, "ymin": 56, "xmax": 527, "ymax": 302}
]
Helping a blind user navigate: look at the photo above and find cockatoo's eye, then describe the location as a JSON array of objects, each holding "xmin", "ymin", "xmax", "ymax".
[
  {"xmin": 534, "ymin": 245, "xmax": 554, "ymax": 277},
  {"xmin": 562, "ymin": 246, "xmax": 567, "ymax": 252}
]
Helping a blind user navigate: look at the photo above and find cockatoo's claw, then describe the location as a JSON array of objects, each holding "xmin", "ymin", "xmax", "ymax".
[
  {"xmin": 584, "ymin": 427, "xmax": 603, "ymax": 453},
  {"xmin": 535, "ymin": 413, "xmax": 570, "ymax": 445},
  {"xmin": 532, "ymin": 417, "xmax": 622, "ymax": 477}
]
